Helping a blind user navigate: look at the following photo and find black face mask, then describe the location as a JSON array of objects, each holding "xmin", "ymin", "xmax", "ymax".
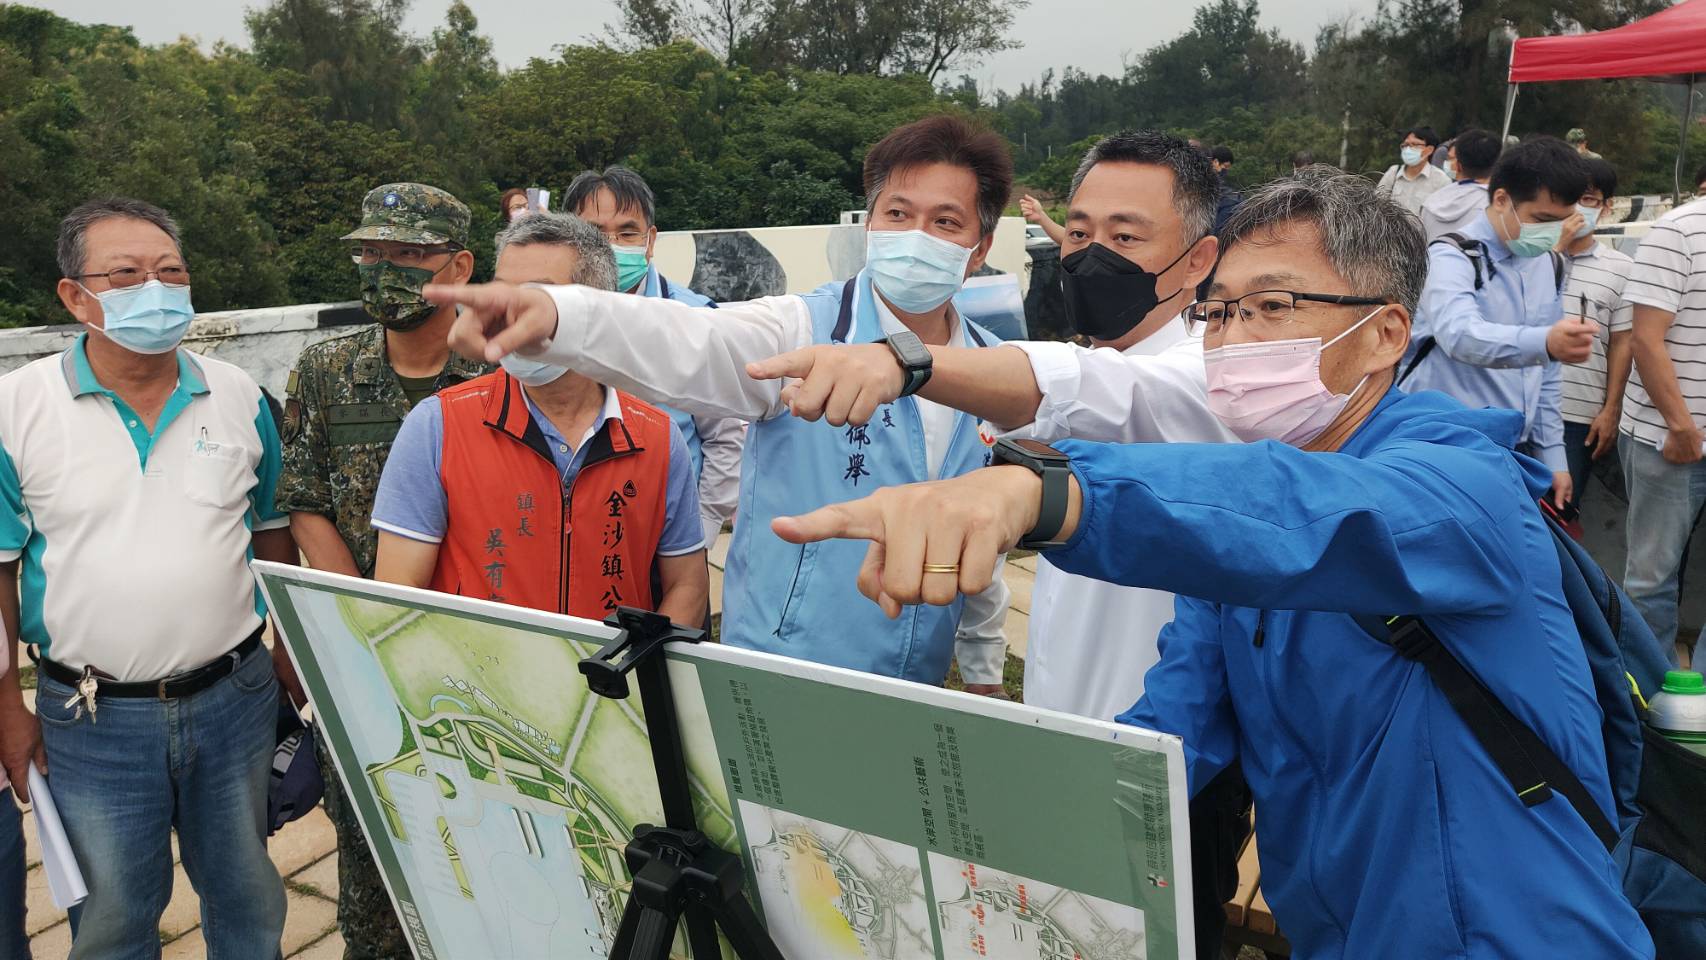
[{"xmin": 1059, "ymin": 241, "xmax": 1192, "ymax": 341}]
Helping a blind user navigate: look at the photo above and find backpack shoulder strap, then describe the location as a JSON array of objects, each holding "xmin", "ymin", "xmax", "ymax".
[
  {"xmin": 1354, "ymin": 610, "xmax": 1619, "ymax": 851},
  {"xmin": 1396, "ymin": 338, "xmax": 1436, "ymax": 387},
  {"xmin": 1550, "ymin": 251, "xmax": 1567, "ymax": 292},
  {"xmin": 1429, "ymin": 231, "xmax": 1490, "ymax": 291}
]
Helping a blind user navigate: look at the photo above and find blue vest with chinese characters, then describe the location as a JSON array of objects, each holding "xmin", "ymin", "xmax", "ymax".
[
  {"xmin": 722, "ymin": 270, "xmax": 997, "ymax": 683},
  {"xmin": 641, "ymin": 263, "xmax": 715, "ymax": 481}
]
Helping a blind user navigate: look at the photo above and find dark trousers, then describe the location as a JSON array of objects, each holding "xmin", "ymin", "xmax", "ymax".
[{"xmin": 1190, "ymin": 763, "xmax": 1254, "ymax": 960}]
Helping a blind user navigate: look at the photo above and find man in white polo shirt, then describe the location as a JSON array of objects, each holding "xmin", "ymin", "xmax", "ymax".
[
  {"xmin": 0, "ymin": 198, "xmax": 297, "ymax": 959},
  {"xmin": 1620, "ymin": 194, "xmax": 1706, "ymax": 666}
]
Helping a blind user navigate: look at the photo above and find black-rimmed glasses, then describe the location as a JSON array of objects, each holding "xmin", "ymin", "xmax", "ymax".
[
  {"xmin": 1184, "ymin": 290, "xmax": 1389, "ymax": 339},
  {"xmin": 72, "ymin": 266, "xmax": 190, "ymax": 289}
]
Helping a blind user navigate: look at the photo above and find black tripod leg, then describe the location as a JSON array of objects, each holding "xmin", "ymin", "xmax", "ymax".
[
  {"xmin": 684, "ymin": 906, "xmax": 722, "ymax": 959},
  {"xmin": 704, "ymin": 895, "xmax": 786, "ymax": 960},
  {"xmin": 611, "ymin": 904, "xmax": 680, "ymax": 960}
]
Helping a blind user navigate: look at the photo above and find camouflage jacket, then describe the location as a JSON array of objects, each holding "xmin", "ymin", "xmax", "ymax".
[{"xmin": 275, "ymin": 324, "xmax": 489, "ymax": 576}]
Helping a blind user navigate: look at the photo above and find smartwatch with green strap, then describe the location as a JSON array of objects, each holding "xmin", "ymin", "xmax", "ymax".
[
  {"xmin": 879, "ymin": 331, "xmax": 934, "ymax": 398},
  {"xmin": 992, "ymin": 438, "xmax": 1074, "ymax": 549}
]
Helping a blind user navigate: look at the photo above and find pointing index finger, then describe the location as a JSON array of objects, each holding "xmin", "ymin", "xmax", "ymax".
[{"xmin": 746, "ymin": 348, "xmax": 816, "ymax": 382}]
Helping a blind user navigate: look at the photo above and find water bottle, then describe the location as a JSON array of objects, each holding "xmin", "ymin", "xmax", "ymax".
[{"xmin": 1650, "ymin": 670, "xmax": 1706, "ymax": 757}]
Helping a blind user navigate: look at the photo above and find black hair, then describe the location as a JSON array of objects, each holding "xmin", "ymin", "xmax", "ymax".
[
  {"xmin": 862, "ymin": 114, "xmax": 1014, "ymax": 236},
  {"xmin": 1695, "ymin": 162, "xmax": 1706, "ymax": 190},
  {"xmin": 1210, "ymin": 145, "xmax": 1234, "ymax": 165},
  {"xmin": 1451, "ymin": 129, "xmax": 1502, "ymax": 180},
  {"xmin": 563, "ymin": 165, "xmax": 656, "ymax": 228},
  {"xmin": 1405, "ymin": 126, "xmax": 1441, "ymax": 148},
  {"xmin": 1069, "ymin": 130, "xmax": 1221, "ymax": 243},
  {"xmin": 1488, "ymin": 136, "xmax": 1590, "ymax": 206},
  {"xmin": 1582, "ymin": 156, "xmax": 1618, "ymax": 200}
]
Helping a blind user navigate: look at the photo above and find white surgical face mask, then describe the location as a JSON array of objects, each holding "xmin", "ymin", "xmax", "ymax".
[
  {"xmin": 501, "ymin": 353, "xmax": 569, "ymax": 386},
  {"xmin": 864, "ymin": 228, "xmax": 973, "ymax": 314},
  {"xmin": 1203, "ymin": 306, "xmax": 1383, "ymax": 446},
  {"xmin": 1575, "ymin": 203, "xmax": 1602, "ymax": 238}
]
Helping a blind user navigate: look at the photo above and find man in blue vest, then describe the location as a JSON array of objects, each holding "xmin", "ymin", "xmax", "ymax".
[
  {"xmin": 564, "ymin": 165, "xmax": 746, "ymax": 547},
  {"xmin": 427, "ymin": 114, "xmax": 1014, "ymax": 692}
]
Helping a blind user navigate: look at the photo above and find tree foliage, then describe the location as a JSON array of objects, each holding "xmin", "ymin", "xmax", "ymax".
[{"xmin": 0, "ymin": 0, "xmax": 1697, "ymax": 328}]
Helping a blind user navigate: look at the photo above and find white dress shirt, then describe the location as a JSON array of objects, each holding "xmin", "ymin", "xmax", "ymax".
[
  {"xmin": 529, "ymin": 284, "xmax": 1010, "ymax": 683},
  {"xmin": 1002, "ymin": 319, "xmax": 1236, "ymax": 720}
]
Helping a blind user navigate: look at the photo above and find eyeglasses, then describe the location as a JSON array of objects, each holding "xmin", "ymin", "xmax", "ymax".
[
  {"xmin": 347, "ymin": 244, "xmax": 463, "ymax": 267},
  {"xmin": 72, "ymin": 266, "xmax": 190, "ymax": 289},
  {"xmin": 1185, "ymin": 290, "xmax": 1390, "ymax": 339},
  {"xmin": 600, "ymin": 229, "xmax": 648, "ymax": 246}
]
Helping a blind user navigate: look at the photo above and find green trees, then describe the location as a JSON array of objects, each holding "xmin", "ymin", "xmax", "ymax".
[{"xmin": 0, "ymin": 0, "xmax": 1696, "ymax": 328}]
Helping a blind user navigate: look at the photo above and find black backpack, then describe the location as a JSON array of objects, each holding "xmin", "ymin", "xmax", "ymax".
[
  {"xmin": 1397, "ymin": 232, "xmax": 1568, "ymax": 386},
  {"xmin": 1358, "ymin": 515, "xmax": 1706, "ymax": 956}
]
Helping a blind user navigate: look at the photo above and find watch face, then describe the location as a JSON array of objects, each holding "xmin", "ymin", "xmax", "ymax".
[
  {"xmin": 891, "ymin": 332, "xmax": 932, "ymax": 368},
  {"xmin": 1006, "ymin": 438, "xmax": 1070, "ymax": 463}
]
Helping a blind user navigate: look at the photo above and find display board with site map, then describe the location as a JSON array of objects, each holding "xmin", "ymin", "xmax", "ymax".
[{"xmin": 257, "ymin": 564, "xmax": 1193, "ymax": 960}]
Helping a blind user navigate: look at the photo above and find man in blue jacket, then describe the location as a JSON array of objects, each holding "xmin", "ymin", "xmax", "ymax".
[
  {"xmin": 565, "ymin": 165, "xmax": 745, "ymax": 547},
  {"xmin": 771, "ymin": 170, "xmax": 1653, "ymax": 958}
]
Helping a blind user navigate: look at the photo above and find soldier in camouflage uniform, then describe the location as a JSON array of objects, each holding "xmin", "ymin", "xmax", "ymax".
[{"xmin": 276, "ymin": 183, "xmax": 488, "ymax": 959}]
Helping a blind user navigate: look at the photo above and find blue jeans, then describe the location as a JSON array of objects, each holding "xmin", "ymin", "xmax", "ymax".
[
  {"xmin": 0, "ymin": 788, "xmax": 28, "ymax": 958},
  {"xmin": 36, "ymin": 645, "xmax": 286, "ymax": 960},
  {"xmin": 1620, "ymin": 433, "xmax": 1706, "ymax": 664}
]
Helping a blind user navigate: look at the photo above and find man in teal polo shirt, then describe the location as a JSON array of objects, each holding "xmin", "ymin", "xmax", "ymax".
[{"xmin": 0, "ymin": 198, "xmax": 298, "ymax": 959}]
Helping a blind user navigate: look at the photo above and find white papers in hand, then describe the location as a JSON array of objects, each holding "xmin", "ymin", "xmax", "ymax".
[{"xmin": 27, "ymin": 764, "xmax": 87, "ymax": 909}]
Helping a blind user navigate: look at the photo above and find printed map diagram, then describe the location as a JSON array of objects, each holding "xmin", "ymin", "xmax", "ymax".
[
  {"xmin": 294, "ymin": 591, "xmax": 736, "ymax": 960},
  {"xmin": 930, "ymin": 855, "xmax": 1147, "ymax": 960},
  {"xmin": 739, "ymin": 803, "xmax": 933, "ymax": 960}
]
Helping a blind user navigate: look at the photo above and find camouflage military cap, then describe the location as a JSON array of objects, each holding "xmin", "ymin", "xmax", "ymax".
[
  {"xmin": 1565, "ymin": 128, "xmax": 1587, "ymax": 144},
  {"xmin": 342, "ymin": 183, "xmax": 471, "ymax": 246}
]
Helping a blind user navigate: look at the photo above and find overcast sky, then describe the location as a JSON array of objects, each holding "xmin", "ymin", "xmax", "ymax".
[{"xmin": 42, "ymin": 0, "xmax": 1382, "ymax": 93}]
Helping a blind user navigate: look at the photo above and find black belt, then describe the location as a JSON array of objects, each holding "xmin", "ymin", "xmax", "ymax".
[{"xmin": 34, "ymin": 627, "xmax": 265, "ymax": 700}]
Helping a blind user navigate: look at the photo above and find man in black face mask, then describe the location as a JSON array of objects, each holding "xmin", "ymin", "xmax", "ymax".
[
  {"xmin": 746, "ymin": 131, "xmax": 1249, "ymax": 958},
  {"xmin": 275, "ymin": 181, "xmax": 488, "ymax": 959}
]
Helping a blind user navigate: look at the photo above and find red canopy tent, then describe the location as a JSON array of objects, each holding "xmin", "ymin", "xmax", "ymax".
[{"xmin": 1504, "ymin": 0, "xmax": 1706, "ymax": 198}]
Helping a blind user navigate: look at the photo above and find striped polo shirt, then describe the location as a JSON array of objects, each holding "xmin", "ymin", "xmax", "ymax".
[
  {"xmin": 1620, "ymin": 198, "xmax": 1706, "ymax": 447},
  {"xmin": 0, "ymin": 335, "xmax": 288, "ymax": 682},
  {"xmin": 1559, "ymin": 243, "xmax": 1635, "ymax": 425}
]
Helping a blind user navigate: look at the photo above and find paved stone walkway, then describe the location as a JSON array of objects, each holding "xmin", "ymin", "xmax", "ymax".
[{"xmin": 20, "ymin": 536, "xmax": 1038, "ymax": 956}]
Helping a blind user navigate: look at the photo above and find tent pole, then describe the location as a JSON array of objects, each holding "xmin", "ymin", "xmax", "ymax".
[
  {"xmin": 1677, "ymin": 75, "xmax": 1698, "ymax": 204},
  {"xmin": 1501, "ymin": 85, "xmax": 1518, "ymax": 142}
]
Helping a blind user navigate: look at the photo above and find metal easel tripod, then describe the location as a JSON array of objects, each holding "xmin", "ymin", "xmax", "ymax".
[{"xmin": 581, "ymin": 607, "xmax": 785, "ymax": 960}]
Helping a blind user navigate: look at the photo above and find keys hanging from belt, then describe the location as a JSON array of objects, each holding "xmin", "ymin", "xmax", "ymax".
[{"xmin": 62, "ymin": 666, "xmax": 98, "ymax": 724}]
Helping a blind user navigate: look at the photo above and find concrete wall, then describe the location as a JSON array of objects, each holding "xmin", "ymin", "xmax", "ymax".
[{"xmin": 650, "ymin": 216, "xmax": 1032, "ymax": 301}]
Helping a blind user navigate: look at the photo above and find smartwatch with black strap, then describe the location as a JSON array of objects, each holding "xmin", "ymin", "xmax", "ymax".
[
  {"xmin": 992, "ymin": 437, "xmax": 1074, "ymax": 550},
  {"xmin": 880, "ymin": 331, "xmax": 934, "ymax": 398}
]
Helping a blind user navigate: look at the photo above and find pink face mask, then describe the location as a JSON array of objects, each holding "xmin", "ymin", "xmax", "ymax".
[{"xmin": 1203, "ymin": 306, "xmax": 1382, "ymax": 446}]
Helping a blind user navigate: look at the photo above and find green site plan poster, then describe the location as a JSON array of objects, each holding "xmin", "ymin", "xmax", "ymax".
[{"xmin": 256, "ymin": 563, "xmax": 1193, "ymax": 960}]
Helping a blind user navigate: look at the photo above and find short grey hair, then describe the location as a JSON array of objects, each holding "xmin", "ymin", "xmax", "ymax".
[
  {"xmin": 494, "ymin": 213, "xmax": 618, "ymax": 291},
  {"xmin": 57, "ymin": 197, "xmax": 183, "ymax": 278},
  {"xmin": 562, "ymin": 165, "xmax": 656, "ymax": 228},
  {"xmin": 1219, "ymin": 167, "xmax": 1428, "ymax": 312}
]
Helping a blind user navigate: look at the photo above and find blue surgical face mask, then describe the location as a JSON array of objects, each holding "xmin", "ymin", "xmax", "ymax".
[
  {"xmin": 1499, "ymin": 205, "xmax": 1565, "ymax": 258},
  {"xmin": 865, "ymin": 228, "xmax": 973, "ymax": 314},
  {"xmin": 1400, "ymin": 145, "xmax": 1424, "ymax": 167},
  {"xmin": 1575, "ymin": 203, "xmax": 1602, "ymax": 238},
  {"xmin": 501, "ymin": 353, "xmax": 569, "ymax": 387},
  {"xmin": 613, "ymin": 245, "xmax": 649, "ymax": 292},
  {"xmin": 80, "ymin": 279, "xmax": 193, "ymax": 354},
  {"xmin": 1443, "ymin": 159, "xmax": 1457, "ymax": 180}
]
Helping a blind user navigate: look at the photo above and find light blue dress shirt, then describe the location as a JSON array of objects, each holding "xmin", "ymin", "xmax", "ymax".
[{"xmin": 1404, "ymin": 212, "xmax": 1567, "ymax": 472}]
